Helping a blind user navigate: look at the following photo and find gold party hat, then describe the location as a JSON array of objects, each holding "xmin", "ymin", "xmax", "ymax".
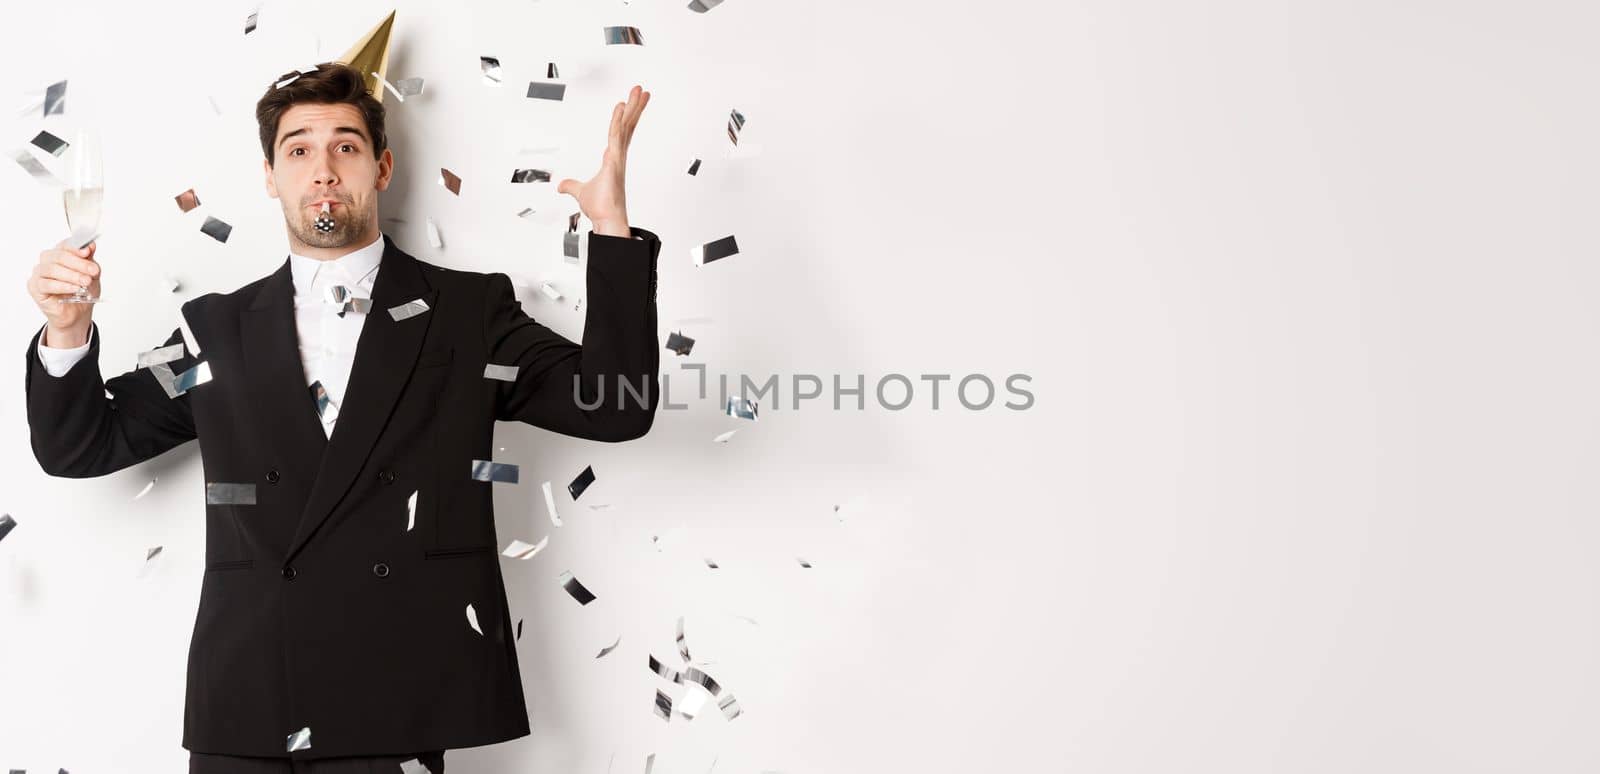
[{"xmin": 336, "ymin": 10, "xmax": 396, "ymax": 101}]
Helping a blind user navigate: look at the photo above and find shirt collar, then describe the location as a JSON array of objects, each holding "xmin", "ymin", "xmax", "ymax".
[{"xmin": 289, "ymin": 232, "xmax": 387, "ymax": 298}]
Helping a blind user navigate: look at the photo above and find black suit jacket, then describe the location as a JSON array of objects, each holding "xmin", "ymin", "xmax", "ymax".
[{"xmin": 23, "ymin": 229, "xmax": 661, "ymax": 758}]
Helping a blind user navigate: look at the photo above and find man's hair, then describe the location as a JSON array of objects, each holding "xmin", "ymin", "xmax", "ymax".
[{"xmin": 256, "ymin": 62, "xmax": 387, "ymax": 167}]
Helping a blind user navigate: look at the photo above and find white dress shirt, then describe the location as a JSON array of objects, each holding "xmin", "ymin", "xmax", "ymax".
[{"xmin": 36, "ymin": 233, "xmax": 389, "ymax": 440}]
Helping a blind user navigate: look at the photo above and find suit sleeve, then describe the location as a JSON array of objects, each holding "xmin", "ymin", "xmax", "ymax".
[
  {"xmin": 484, "ymin": 226, "xmax": 661, "ymax": 442},
  {"xmin": 24, "ymin": 317, "xmax": 200, "ymax": 478}
]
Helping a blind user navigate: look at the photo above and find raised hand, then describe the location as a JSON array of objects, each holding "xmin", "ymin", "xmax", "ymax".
[{"xmin": 557, "ymin": 85, "xmax": 650, "ymax": 238}]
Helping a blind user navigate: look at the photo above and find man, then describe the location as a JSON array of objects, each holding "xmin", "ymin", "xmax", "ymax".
[{"xmin": 22, "ymin": 63, "xmax": 660, "ymax": 772}]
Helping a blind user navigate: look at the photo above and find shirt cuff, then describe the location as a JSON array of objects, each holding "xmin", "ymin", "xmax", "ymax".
[{"xmin": 37, "ymin": 322, "xmax": 94, "ymax": 378}]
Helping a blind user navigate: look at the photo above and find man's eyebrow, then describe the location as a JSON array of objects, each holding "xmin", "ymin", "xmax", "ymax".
[{"xmin": 277, "ymin": 126, "xmax": 369, "ymax": 148}]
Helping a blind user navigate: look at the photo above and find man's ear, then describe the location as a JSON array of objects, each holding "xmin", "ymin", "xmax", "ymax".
[
  {"xmin": 264, "ymin": 158, "xmax": 279, "ymax": 199},
  {"xmin": 375, "ymin": 148, "xmax": 394, "ymax": 192}
]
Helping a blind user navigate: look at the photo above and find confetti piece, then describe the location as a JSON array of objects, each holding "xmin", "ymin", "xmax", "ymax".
[
  {"xmin": 596, "ymin": 636, "xmax": 621, "ymax": 659},
  {"xmin": 172, "ymin": 361, "xmax": 212, "ymax": 395},
  {"xmin": 426, "ymin": 216, "xmax": 443, "ymax": 248},
  {"xmin": 12, "ymin": 148, "xmax": 60, "ymax": 186},
  {"xmin": 286, "ymin": 726, "xmax": 311, "ymax": 752},
  {"xmin": 0, "ymin": 514, "xmax": 16, "ymax": 543},
  {"xmin": 484, "ymin": 363, "xmax": 519, "ymax": 382},
  {"xmin": 688, "ymin": 0, "xmax": 726, "ymax": 11},
  {"xmin": 568, "ymin": 465, "xmax": 595, "ymax": 499},
  {"xmin": 676, "ymin": 616, "xmax": 692, "ymax": 663},
  {"xmin": 30, "ymin": 130, "xmax": 67, "ymax": 157},
  {"xmin": 245, "ymin": 9, "xmax": 259, "ymax": 34},
  {"xmin": 725, "ymin": 396, "xmax": 757, "ymax": 421},
  {"xmin": 174, "ymin": 188, "xmax": 201, "ymax": 212},
  {"xmin": 543, "ymin": 480, "xmax": 562, "ymax": 526},
  {"xmin": 539, "ymin": 282, "xmax": 563, "ymax": 301},
  {"xmin": 502, "ymin": 536, "xmax": 549, "ymax": 560},
  {"xmin": 309, "ymin": 380, "xmax": 339, "ymax": 423},
  {"xmin": 388, "ymin": 298, "xmax": 431, "ymax": 321},
  {"xmin": 44, "ymin": 80, "xmax": 66, "ymax": 116},
  {"xmin": 653, "ymin": 689, "xmax": 673, "ymax": 721},
  {"xmin": 711, "ymin": 430, "xmax": 737, "ymax": 443},
  {"xmin": 511, "ymin": 168, "xmax": 551, "ymax": 183},
  {"xmin": 516, "ymin": 207, "xmax": 536, "ymax": 218},
  {"xmin": 691, "ymin": 235, "xmax": 739, "ymax": 266},
  {"xmin": 438, "ymin": 168, "xmax": 461, "ymax": 195},
  {"xmin": 133, "ymin": 479, "xmax": 157, "ymax": 500},
  {"xmin": 200, "ymin": 216, "xmax": 232, "ymax": 243},
  {"xmin": 407, "ymin": 490, "xmax": 418, "ymax": 531},
  {"xmin": 717, "ymin": 693, "xmax": 742, "ymax": 720},
  {"xmin": 206, "ymin": 482, "xmax": 256, "ymax": 505},
  {"xmin": 471, "ymin": 459, "xmax": 520, "ymax": 484},
  {"xmin": 703, "ymin": 557, "xmax": 720, "ymax": 568},
  {"xmin": 146, "ymin": 546, "xmax": 163, "ymax": 562},
  {"xmin": 665, "ymin": 331, "xmax": 694, "ymax": 355},
  {"xmin": 136, "ymin": 343, "xmax": 184, "ymax": 368},
  {"xmin": 796, "ymin": 557, "xmax": 812, "ymax": 568},
  {"xmin": 481, "ymin": 56, "xmax": 503, "ymax": 85},
  {"xmin": 467, "ymin": 603, "xmax": 483, "ymax": 635},
  {"xmin": 558, "ymin": 570, "xmax": 596, "ymax": 605},
  {"xmin": 604, "ymin": 26, "xmax": 645, "ymax": 45},
  {"xmin": 686, "ymin": 158, "xmax": 701, "ymax": 176},
  {"xmin": 727, "ymin": 108, "xmax": 746, "ymax": 145},
  {"xmin": 526, "ymin": 82, "xmax": 567, "ymax": 101},
  {"xmin": 546, "ymin": 62, "xmax": 560, "ymax": 79}
]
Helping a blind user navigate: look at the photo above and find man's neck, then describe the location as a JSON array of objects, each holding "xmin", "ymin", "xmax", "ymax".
[{"xmin": 289, "ymin": 228, "xmax": 383, "ymax": 262}]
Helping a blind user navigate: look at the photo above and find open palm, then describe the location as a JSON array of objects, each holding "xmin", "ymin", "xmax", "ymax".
[{"xmin": 558, "ymin": 85, "xmax": 651, "ymax": 238}]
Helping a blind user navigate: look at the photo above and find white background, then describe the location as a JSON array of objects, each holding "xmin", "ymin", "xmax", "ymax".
[{"xmin": 2, "ymin": 0, "xmax": 1596, "ymax": 772}]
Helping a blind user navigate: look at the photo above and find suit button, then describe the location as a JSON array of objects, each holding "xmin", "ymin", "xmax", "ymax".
[
  {"xmin": 372, "ymin": 562, "xmax": 390, "ymax": 578},
  {"xmin": 281, "ymin": 566, "xmax": 297, "ymax": 580},
  {"xmin": 266, "ymin": 469, "xmax": 281, "ymax": 483},
  {"xmin": 378, "ymin": 469, "xmax": 396, "ymax": 484}
]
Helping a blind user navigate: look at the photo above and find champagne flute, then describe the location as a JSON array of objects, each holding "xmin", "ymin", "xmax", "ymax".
[{"xmin": 60, "ymin": 128, "xmax": 103, "ymax": 304}]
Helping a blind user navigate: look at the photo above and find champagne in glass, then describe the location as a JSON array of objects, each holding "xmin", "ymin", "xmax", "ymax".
[{"xmin": 60, "ymin": 128, "xmax": 103, "ymax": 304}]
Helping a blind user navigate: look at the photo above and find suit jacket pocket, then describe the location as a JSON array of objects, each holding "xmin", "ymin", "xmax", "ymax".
[{"xmin": 205, "ymin": 559, "xmax": 255, "ymax": 572}]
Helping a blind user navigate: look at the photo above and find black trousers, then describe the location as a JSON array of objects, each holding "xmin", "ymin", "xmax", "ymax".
[{"xmin": 189, "ymin": 750, "xmax": 445, "ymax": 773}]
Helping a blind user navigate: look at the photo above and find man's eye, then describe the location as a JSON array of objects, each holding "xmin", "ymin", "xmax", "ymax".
[
  {"xmin": 340, "ymin": 144, "xmax": 355, "ymax": 152},
  {"xmin": 290, "ymin": 148, "xmax": 304, "ymax": 156}
]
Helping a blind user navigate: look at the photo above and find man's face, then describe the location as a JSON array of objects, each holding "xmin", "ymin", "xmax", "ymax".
[{"xmin": 263, "ymin": 102, "xmax": 393, "ymax": 250}]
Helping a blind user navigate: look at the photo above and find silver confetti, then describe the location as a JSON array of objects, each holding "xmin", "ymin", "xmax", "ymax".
[
  {"xmin": 206, "ymin": 482, "xmax": 256, "ymax": 505},
  {"xmin": 471, "ymin": 459, "xmax": 520, "ymax": 484},
  {"xmin": 717, "ymin": 693, "xmax": 742, "ymax": 720},
  {"xmin": 653, "ymin": 688, "xmax": 673, "ymax": 722},
  {"xmin": 563, "ymin": 232, "xmax": 580, "ymax": 262},
  {"xmin": 0, "ymin": 514, "xmax": 16, "ymax": 543},
  {"xmin": 688, "ymin": 0, "xmax": 725, "ymax": 11},
  {"xmin": 244, "ymin": 9, "xmax": 259, "ymax": 34},
  {"xmin": 200, "ymin": 216, "xmax": 232, "ymax": 243},
  {"xmin": 539, "ymin": 282, "xmax": 563, "ymax": 301},
  {"xmin": 727, "ymin": 108, "xmax": 746, "ymax": 145},
  {"xmin": 466, "ymin": 603, "xmax": 483, "ymax": 635},
  {"xmin": 665, "ymin": 331, "xmax": 694, "ymax": 355},
  {"xmin": 44, "ymin": 80, "xmax": 66, "ymax": 116},
  {"xmin": 394, "ymin": 77, "xmax": 425, "ymax": 97},
  {"xmin": 439, "ymin": 167, "xmax": 462, "ymax": 195},
  {"xmin": 683, "ymin": 665, "xmax": 722, "ymax": 696},
  {"xmin": 400, "ymin": 758, "xmax": 432, "ymax": 774},
  {"xmin": 725, "ymin": 396, "xmax": 758, "ymax": 421},
  {"xmin": 481, "ymin": 56, "xmax": 504, "ymax": 85},
  {"xmin": 136, "ymin": 343, "xmax": 184, "ymax": 368},
  {"xmin": 676, "ymin": 616, "xmax": 692, "ymax": 663},
  {"xmin": 543, "ymin": 481, "xmax": 562, "ymax": 527},
  {"xmin": 686, "ymin": 158, "xmax": 701, "ymax": 176},
  {"xmin": 286, "ymin": 726, "xmax": 311, "ymax": 752},
  {"xmin": 558, "ymin": 570, "xmax": 596, "ymax": 605},
  {"xmin": 388, "ymin": 297, "xmax": 431, "ymax": 321},
  {"xmin": 146, "ymin": 546, "xmax": 163, "ymax": 561},
  {"xmin": 796, "ymin": 557, "xmax": 812, "ymax": 568},
  {"xmin": 172, "ymin": 360, "xmax": 212, "ymax": 395},
  {"xmin": 645, "ymin": 753, "xmax": 656, "ymax": 774},
  {"xmin": 149, "ymin": 362, "xmax": 180, "ymax": 399},
  {"xmin": 174, "ymin": 188, "xmax": 201, "ymax": 212},
  {"xmin": 511, "ymin": 168, "xmax": 551, "ymax": 183},
  {"xmin": 516, "ymin": 207, "xmax": 536, "ymax": 218},
  {"xmin": 407, "ymin": 490, "xmax": 418, "ymax": 531},
  {"xmin": 426, "ymin": 216, "xmax": 443, "ymax": 248},
  {"xmin": 712, "ymin": 429, "xmax": 737, "ymax": 444},
  {"xmin": 483, "ymin": 363, "xmax": 520, "ymax": 382},
  {"xmin": 309, "ymin": 380, "xmax": 338, "ymax": 423},
  {"xmin": 526, "ymin": 82, "xmax": 567, "ymax": 101},
  {"xmin": 12, "ymin": 148, "xmax": 60, "ymax": 186},
  {"xmin": 596, "ymin": 636, "xmax": 621, "ymax": 659},
  {"xmin": 30, "ymin": 130, "xmax": 67, "ymax": 156},
  {"xmin": 133, "ymin": 479, "xmax": 157, "ymax": 500},
  {"xmin": 604, "ymin": 26, "xmax": 645, "ymax": 45},
  {"xmin": 649, "ymin": 653, "xmax": 682, "ymax": 683},
  {"xmin": 546, "ymin": 62, "xmax": 560, "ymax": 79},
  {"xmin": 691, "ymin": 235, "xmax": 740, "ymax": 266},
  {"xmin": 501, "ymin": 536, "xmax": 549, "ymax": 560},
  {"xmin": 704, "ymin": 557, "xmax": 720, "ymax": 568}
]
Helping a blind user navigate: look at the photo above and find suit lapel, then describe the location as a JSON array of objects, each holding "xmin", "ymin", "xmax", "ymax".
[
  {"xmin": 284, "ymin": 235, "xmax": 440, "ymax": 563},
  {"xmin": 242, "ymin": 259, "xmax": 329, "ymax": 487}
]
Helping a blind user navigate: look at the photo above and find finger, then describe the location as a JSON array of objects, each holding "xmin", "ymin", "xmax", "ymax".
[
  {"xmin": 35, "ymin": 278, "xmax": 82, "ymax": 297},
  {"xmin": 557, "ymin": 178, "xmax": 582, "ymax": 197},
  {"xmin": 52, "ymin": 252, "xmax": 100, "ymax": 277},
  {"xmin": 623, "ymin": 89, "xmax": 650, "ymax": 147},
  {"xmin": 606, "ymin": 101, "xmax": 625, "ymax": 152},
  {"xmin": 43, "ymin": 262, "xmax": 94, "ymax": 288}
]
